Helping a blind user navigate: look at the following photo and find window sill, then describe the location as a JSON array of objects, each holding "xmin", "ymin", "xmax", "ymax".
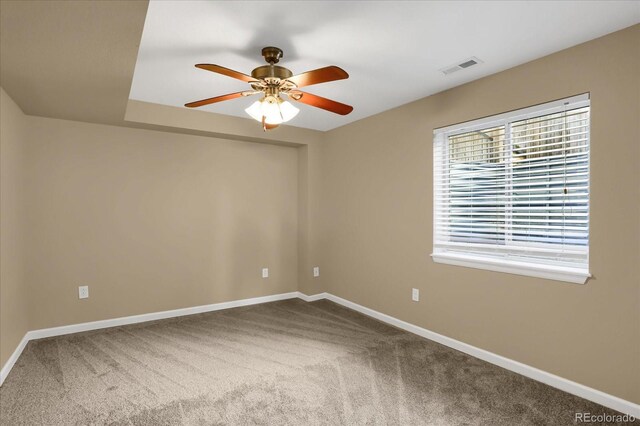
[{"xmin": 431, "ymin": 252, "xmax": 590, "ymax": 284}]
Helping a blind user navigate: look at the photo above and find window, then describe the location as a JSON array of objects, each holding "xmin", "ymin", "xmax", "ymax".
[{"xmin": 432, "ymin": 94, "xmax": 590, "ymax": 284}]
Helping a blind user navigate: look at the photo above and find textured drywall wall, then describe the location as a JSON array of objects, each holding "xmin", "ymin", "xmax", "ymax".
[{"xmin": 23, "ymin": 116, "xmax": 299, "ymax": 330}]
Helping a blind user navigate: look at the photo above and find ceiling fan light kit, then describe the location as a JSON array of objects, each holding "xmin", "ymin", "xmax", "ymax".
[
  {"xmin": 245, "ymin": 96, "xmax": 299, "ymax": 125},
  {"xmin": 185, "ymin": 46, "xmax": 353, "ymax": 131}
]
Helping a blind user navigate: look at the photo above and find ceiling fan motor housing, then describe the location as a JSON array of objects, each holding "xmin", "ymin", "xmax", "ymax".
[
  {"xmin": 251, "ymin": 65, "xmax": 293, "ymax": 81},
  {"xmin": 253, "ymin": 46, "xmax": 293, "ymax": 86}
]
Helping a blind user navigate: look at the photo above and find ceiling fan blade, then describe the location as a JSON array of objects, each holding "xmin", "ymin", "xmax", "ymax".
[
  {"xmin": 184, "ymin": 91, "xmax": 245, "ymax": 108},
  {"xmin": 287, "ymin": 66, "xmax": 349, "ymax": 88},
  {"xmin": 195, "ymin": 64, "xmax": 255, "ymax": 83},
  {"xmin": 290, "ymin": 91, "xmax": 353, "ymax": 115}
]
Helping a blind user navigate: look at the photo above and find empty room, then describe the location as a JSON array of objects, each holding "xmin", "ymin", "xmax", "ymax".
[{"xmin": 0, "ymin": 1, "xmax": 638, "ymax": 424}]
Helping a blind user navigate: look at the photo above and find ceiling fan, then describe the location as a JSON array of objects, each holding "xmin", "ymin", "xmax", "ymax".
[{"xmin": 184, "ymin": 47, "xmax": 353, "ymax": 131}]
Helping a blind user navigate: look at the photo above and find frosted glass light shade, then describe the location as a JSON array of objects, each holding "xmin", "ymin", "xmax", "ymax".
[
  {"xmin": 279, "ymin": 100, "xmax": 300, "ymax": 122},
  {"xmin": 245, "ymin": 97, "xmax": 299, "ymax": 125}
]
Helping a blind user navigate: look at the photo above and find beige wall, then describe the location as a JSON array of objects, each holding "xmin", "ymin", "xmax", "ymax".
[
  {"xmin": 318, "ymin": 25, "xmax": 639, "ymax": 403},
  {"xmin": 23, "ymin": 116, "xmax": 299, "ymax": 330},
  {"xmin": 0, "ymin": 88, "xmax": 30, "ymax": 367}
]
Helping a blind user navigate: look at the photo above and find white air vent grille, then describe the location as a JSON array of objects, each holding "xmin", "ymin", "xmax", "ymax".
[{"xmin": 440, "ymin": 57, "xmax": 483, "ymax": 75}]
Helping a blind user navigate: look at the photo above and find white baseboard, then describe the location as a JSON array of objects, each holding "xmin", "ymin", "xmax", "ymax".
[
  {"xmin": 318, "ymin": 293, "xmax": 640, "ymax": 419},
  {"xmin": 1, "ymin": 290, "xmax": 638, "ymax": 418},
  {"xmin": 0, "ymin": 333, "xmax": 29, "ymax": 387},
  {"xmin": 297, "ymin": 291, "xmax": 328, "ymax": 302},
  {"xmin": 27, "ymin": 292, "xmax": 300, "ymax": 340}
]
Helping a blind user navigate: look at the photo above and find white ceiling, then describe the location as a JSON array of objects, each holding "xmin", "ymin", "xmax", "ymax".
[{"xmin": 129, "ymin": 1, "xmax": 640, "ymax": 131}]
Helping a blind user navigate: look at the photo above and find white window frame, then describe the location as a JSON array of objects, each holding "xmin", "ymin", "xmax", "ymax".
[{"xmin": 432, "ymin": 94, "xmax": 591, "ymax": 284}]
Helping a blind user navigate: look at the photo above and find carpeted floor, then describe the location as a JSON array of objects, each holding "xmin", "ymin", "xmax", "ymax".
[{"xmin": 0, "ymin": 299, "xmax": 633, "ymax": 425}]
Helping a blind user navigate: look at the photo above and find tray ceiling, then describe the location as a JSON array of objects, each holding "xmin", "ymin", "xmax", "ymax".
[{"xmin": 129, "ymin": 1, "xmax": 639, "ymax": 131}]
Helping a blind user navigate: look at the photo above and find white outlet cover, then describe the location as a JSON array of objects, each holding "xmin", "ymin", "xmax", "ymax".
[
  {"xmin": 78, "ymin": 286, "xmax": 89, "ymax": 299},
  {"xmin": 313, "ymin": 267, "xmax": 320, "ymax": 277},
  {"xmin": 412, "ymin": 288, "xmax": 419, "ymax": 302},
  {"xmin": 262, "ymin": 268, "xmax": 269, "ymax": 278}
]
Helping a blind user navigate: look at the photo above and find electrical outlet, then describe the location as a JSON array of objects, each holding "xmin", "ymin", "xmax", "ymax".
[
  {"xmin": 412, "ymin": 288, "xmax": 419, "ymax": 302},
  {"xmin": 78, "ymin": 286, "xmax": 89, "ymax": 299},
  {"xmin": 262, "ymin": 268, "xmax": 269, "ymax": 278},
  {"xmin": 313, "ymin": 266, "xmax": 320, "ymax": 277}
]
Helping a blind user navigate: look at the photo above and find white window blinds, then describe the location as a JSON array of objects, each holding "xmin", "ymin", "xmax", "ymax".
[{"xmin": 433, "ymin": 94, "xmax": 590, "ymax": 283}]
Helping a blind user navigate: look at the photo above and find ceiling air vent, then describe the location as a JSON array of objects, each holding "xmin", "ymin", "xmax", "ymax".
[{"xmin": 440, "ymin": 57, "xmax": 483, "ymax": 75}]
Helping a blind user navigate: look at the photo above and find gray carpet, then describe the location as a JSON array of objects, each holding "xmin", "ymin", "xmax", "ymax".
[{"xmin": 0, "ymin": 299, "xmax": 634, "ymax": 425}]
